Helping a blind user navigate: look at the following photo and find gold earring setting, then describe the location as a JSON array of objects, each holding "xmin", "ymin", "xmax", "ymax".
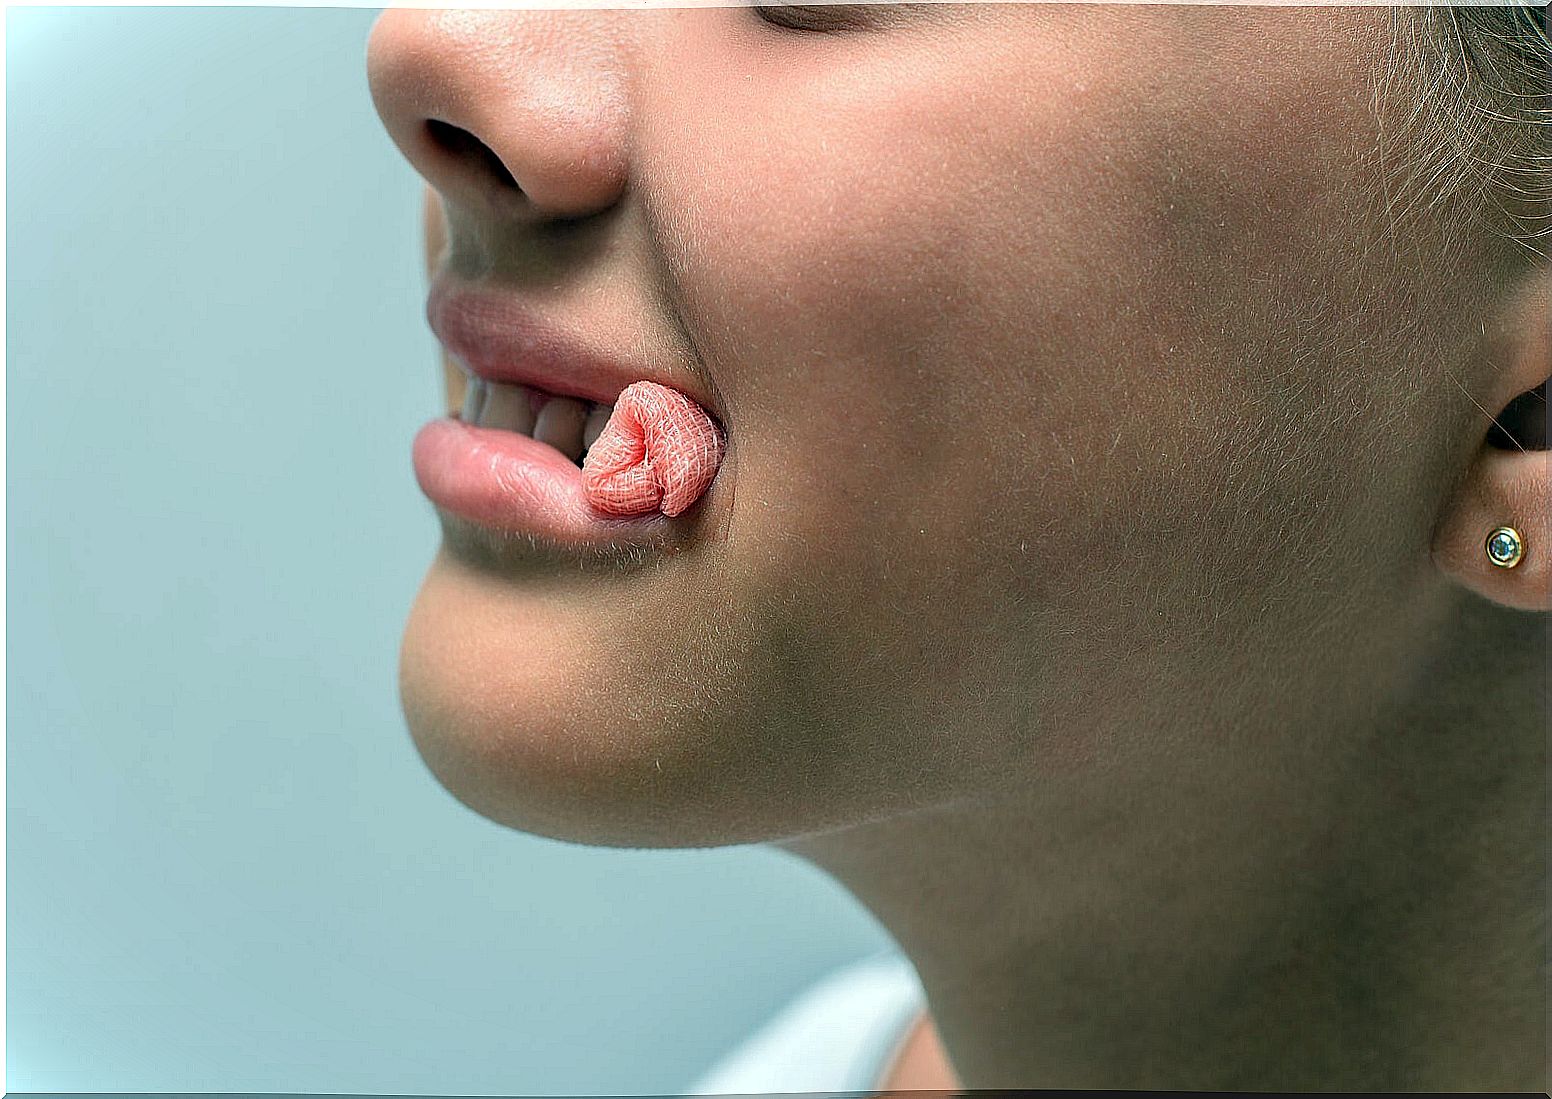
[{"xmin": 1485, "ymin": 526, "xmax": 1525, "ymax": 569}]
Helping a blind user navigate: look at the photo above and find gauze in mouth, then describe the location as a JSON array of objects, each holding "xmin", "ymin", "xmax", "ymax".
[{"xmin": 581, "ymin": 380, "xmax": 726, "ymax": 518}]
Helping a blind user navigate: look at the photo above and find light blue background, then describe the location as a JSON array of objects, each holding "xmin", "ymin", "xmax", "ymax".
[{"xmin": 6, "ymin": 6, "xmax": 897, "ymax": 1091}]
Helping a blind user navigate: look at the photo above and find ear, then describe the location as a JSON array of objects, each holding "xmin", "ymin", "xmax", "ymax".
[{"xmin": 1430, "ymin": 268, "xmax": 1550, "ymax": 613}]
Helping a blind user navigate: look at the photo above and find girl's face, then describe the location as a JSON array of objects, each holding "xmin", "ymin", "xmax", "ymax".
[{"xmin": 369, "ymin": 5, "xmax": 1480, "ymax": 845}]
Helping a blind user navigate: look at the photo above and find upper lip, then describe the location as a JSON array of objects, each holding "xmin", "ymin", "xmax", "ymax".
[{"xmin": 425, "ymin": 276, "xmax": 717, "ymax": 418}]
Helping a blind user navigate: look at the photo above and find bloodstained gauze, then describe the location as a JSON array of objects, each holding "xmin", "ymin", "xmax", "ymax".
[{"xmin": 581, "ymin": 380, "xmax": 726, "ymax": 518}]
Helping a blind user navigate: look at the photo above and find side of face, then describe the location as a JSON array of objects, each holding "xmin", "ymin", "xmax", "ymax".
[{"xmin": 374, "ymin": 5, "xmax": 1486, "ymax": 847}]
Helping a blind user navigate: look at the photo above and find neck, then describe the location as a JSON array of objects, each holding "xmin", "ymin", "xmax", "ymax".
[{"xmin": 776, "ymin": 595, "xmax": 1546, "ymax": 1091}]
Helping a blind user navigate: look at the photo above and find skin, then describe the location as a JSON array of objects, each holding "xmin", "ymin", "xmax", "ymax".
[{"xmin": 366, "ymin": 5, "xmax": 1549, "ymax": 1090}]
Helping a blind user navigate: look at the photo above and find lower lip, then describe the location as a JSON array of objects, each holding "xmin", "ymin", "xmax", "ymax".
[{"xmin": 411, "ymin": 416, "xmax": 681, "ymax": 551}]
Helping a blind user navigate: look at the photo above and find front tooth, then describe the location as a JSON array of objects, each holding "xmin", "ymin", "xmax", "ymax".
[
  {"xmin": 477, "ymin": 381, "xmax": 536, "ymax": 434},
  {"xmin": 582, "ymin": 403, "xmax": 613, "ymax": 451},
  {"xmin": 460, "ymin": 377, "xmax": 488, "ymax": 423},
  {"xmin": 534, "ymin": 396, "xmax": 589, "ymax": 461}
]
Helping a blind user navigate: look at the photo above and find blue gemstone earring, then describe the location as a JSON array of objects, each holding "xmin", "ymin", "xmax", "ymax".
[{"xmin": 1485, "ymin": 525, "xmax": 1525, "ymax": 569}]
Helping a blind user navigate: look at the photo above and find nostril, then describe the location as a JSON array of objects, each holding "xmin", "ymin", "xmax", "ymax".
[{"xmin": 424, "ymin": 118, "xmax": 520, "ymax": 192}]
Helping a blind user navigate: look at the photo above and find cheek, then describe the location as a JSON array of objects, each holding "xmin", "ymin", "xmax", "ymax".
[
  {"xmin": 630, "ymin": 11, "xmax": 1401, "ymax": 786},
  {"xmin": 395, "ymin": 9, "xmax": 1428, "ymax": 845},
  {"xmin": 664, "ymin": 66, "xmax": 1236, "ymax": 596}
]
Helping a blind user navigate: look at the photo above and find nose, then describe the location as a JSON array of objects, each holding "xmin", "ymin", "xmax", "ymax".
[{"xmin": 366, "ymin": 8, "xmax": 631, "ymax": 222}]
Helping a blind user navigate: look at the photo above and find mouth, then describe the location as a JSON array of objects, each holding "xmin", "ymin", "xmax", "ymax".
[
  {"xmin": 417, "ymin": 276, "xmax": 729, "ymax": 556},
  {"xmin": 452, "ymin": 369, "xmax": 613, "ymax": 469},
  {"xmin": 424, "ymin": 275, "xmax": 724, "ymax": 424},
  {"xmin": 419, "ymin": 366, "xmax": 729, "ymax": 558},
  {"xmin": 412, "ymin": 411, "xmax": 685, "ymax": 556}
]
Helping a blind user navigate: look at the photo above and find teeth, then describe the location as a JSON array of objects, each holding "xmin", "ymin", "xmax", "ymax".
[
  {"xmin": 458, "ymin": 377, "xmax": 615, "ymax": 467},
  {"xmin": 478, "ymin": 380, "xmax": 537, "ymax": 435},
  {"xmin": 533, "ymin": 396, "xmax": 590, "ymax": 462},
  {"xmin": 460, "ymin": 377, "xmax": 488, "ymax": 423},
  {"xmin": 582, "ymin": 404, "xmax": 613, "ymax": 451}
]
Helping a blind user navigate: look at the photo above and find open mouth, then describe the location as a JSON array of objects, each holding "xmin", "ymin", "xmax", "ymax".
[
  {"xmin": 417, "ymin": 375, "xmax": 726, "ymax": 547},
  {"xmin": 454, "ymin": 378, "xmax": 613, "ymax": 468}
]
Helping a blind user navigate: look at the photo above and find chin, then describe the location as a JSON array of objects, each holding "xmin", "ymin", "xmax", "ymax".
[{"xmin": 394, "ymin": 554, "xmax": 808, "ymax": 850}]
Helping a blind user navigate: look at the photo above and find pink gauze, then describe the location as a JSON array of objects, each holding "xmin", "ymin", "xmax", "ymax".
[{"xmin": 581, "ymin": 380, "xmax": 726, "ymax": 518}]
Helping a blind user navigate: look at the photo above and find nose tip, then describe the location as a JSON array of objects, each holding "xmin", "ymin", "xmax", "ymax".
[{"xmin": 366, "ymin": 8, "xmax": 630, "ymax": 222}]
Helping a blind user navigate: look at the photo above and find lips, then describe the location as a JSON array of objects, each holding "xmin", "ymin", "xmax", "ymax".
[
  {"xmin": 415, "ymin": 275, "xmax": 729, "ymax": 552},
  {"xmin": 411, "ymin": 416, "xmax": 682, "ymax": 551},
  {"xmin": 424, "ymin": 275, "xmax": 721, "ymax": 421}
]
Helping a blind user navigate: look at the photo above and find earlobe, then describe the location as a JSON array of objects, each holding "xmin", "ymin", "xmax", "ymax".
[
  {"xmin": 1431, "ymin": 445, "xmax": 1550, "ymax": 612},
  {"xmin": 1429, "ymin": 270, "xmax": 1549, "ymax": 614}
]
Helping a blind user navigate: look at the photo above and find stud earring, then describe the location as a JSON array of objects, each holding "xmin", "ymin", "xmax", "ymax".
[{"xmin": 1485, "ymin": 525, "xmax": 1525, "ymax": 569}]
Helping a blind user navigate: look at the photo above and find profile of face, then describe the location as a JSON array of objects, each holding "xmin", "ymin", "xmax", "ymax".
[{"xmin": 366, "ymin": 5, "xmax": 1548, "ymax": 850}]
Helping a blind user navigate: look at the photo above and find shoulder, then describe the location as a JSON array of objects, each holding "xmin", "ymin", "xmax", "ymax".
[{"xmin": 684, "ymin": 952, "xmax": 928, "ymax": 1094}]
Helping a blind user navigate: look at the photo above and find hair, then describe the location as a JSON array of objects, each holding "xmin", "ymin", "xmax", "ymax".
[{"xmin": 1378, "ymin": 4, "xmax": 1551, "ymax": 266}]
